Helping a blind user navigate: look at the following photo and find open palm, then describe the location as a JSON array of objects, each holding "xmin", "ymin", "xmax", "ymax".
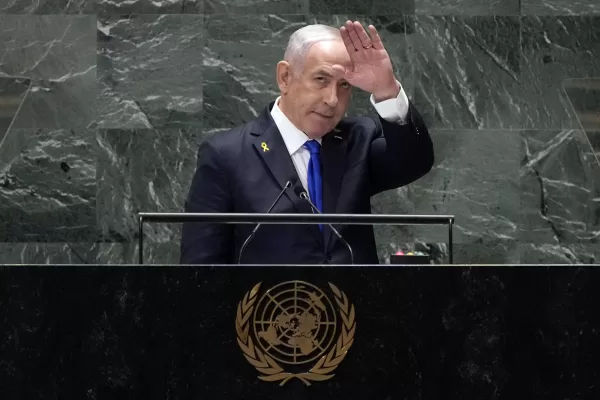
[{"xmin": 339, "ymin": 21, "xmax": 398, "ymax": 99}]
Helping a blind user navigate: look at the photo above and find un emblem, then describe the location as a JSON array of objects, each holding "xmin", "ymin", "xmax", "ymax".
[{"xmin": 235, "ymin": 280, "xmax": 356, "ymax": 386}]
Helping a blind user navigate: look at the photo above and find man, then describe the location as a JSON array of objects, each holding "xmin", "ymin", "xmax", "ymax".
[{"xmin": 180, "ymin": 21, "xmax": 433, "ymax": 265}]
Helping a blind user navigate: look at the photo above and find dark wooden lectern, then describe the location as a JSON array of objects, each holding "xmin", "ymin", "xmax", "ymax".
[{"xmin": 1, "ymin": 263, "xmax": 599, "ymax": 399}]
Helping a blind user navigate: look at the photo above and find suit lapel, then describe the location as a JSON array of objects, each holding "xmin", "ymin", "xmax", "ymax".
[
  {"xmin": 321, "ymin": 128, "xmax": 348, "ymax": 250},
  {"xmin": 251, "ymin": 124, "xmax": 297, "ymax": 199},
  {"xmin": 251, "ymin": 103, "xmax": 324, "ymax": 247}
]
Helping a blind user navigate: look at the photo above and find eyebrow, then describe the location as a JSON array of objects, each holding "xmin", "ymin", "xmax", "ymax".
[
  {"xmin": 313, "ymin": 69, "xmax": 334, "ymax": 77},
  {"xmin": 313, "ymin": 69, "xmax": 348, "ymax": 82}
]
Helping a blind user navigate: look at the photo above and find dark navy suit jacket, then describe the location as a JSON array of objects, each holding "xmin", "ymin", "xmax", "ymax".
[{"xmin": 180, "ymin": 100, "xmax": 433, "ymax": 265}]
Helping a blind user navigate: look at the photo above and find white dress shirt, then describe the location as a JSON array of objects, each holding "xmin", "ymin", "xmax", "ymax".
[{"xmin": 270, "ymin": 83, "xmax": 410, "ymax": 194}]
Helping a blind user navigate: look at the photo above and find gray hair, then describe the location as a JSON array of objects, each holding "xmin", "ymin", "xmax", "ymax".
[{"xmin": 283, "ymin": 24, "xmax": 342, "ymax": 77}]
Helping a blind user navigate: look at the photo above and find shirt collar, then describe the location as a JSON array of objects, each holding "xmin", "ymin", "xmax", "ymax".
[{"xmin": 270, "ymin": 96, "xmax": 321, "ymax": 155}]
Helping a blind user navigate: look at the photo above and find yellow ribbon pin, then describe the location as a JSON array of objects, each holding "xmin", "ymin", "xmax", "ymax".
[{"xmin": 261, "ymin": 142, "xmax": 269, "ymax": 152}]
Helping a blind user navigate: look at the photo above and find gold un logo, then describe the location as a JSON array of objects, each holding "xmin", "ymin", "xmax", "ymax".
[{"xmin": 235, "ymin": 280, "xmax": 356, "ymax": 386}]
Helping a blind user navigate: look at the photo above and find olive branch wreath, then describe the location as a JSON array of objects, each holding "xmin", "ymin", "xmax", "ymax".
[{"xmin": 235, "ymin": 282, "xmax": 356, "ymax": 386}]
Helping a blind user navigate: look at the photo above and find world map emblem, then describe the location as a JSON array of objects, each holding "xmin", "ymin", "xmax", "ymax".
[{"xmin": 235, "ymin": 280, "xmax": 356, "ymax": 386}]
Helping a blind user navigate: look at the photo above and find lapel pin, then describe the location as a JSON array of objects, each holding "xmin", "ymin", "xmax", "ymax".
[{"xmin": 261, "ymin": 142, "xmax": 269, "ymax": 152}]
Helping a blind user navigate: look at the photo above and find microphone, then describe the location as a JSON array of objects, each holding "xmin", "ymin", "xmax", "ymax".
[
  {"xmin": 294, "ymin": 187, "xmax": 354, "ymax": 265},
  {"xmin": 237, "ymin": 180, "xmax": 293, "ymax": 264}
]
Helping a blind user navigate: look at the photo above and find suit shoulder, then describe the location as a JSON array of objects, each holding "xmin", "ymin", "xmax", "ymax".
[
  {"xmin": 336, "ymin": 115, "xmax": 379, "ymax": 137},
  {"xmin": 204, "ymin": 121, "xmax": 252, "ymax": 147},
  {"xmin": 199, "ymin": 120, "xmax": 255, "ymax": 158}
]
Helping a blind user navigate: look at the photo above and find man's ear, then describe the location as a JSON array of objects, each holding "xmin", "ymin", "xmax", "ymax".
[{"xmin": 276, "ymin": 61, "xmax": 292, "ymax": 94}]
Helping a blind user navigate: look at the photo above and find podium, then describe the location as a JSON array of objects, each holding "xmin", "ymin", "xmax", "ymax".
[
  {"xmin": 1, "ymin": 263, "xmax": 599, "ymax": 398},
  {"xmin": 138, "ymin": 212, "xmax": 456, "ymax": 264}
]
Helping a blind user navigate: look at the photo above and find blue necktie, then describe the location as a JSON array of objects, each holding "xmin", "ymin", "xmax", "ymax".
[{"xmin": 304, "ymin": 140, "xmax": 323, "ymax": 231}]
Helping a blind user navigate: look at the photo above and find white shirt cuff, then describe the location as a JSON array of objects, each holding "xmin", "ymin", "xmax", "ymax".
[{"xmin": 369, "ymin": 80, "xmax": 409, "ymax": 124}]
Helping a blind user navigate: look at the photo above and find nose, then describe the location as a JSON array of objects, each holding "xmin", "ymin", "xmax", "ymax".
[{"xmin": 323, "ymin": 84, "xmax": 339, "ymax": 108}]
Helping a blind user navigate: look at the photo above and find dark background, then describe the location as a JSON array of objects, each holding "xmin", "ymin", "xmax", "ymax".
[{"xmin": 1, "ymin": 265, "xmax": 599, "ymax": 399}]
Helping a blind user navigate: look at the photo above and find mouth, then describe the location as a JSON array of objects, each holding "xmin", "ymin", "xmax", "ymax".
[{"xmin": 314, "ymin": 112, "xmax": 334, "ymax": 119}]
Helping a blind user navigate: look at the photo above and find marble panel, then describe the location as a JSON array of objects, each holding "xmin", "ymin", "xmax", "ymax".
[
  {"xmin": 203, "ymin": 14, "xmax": 307, "ymax": 133},
  {"xmin": 97, "ymin": 15, "xmax": 203, "ymax": 129},
  {"xmin": 521, "ymin": 0, "xmax": 600, "ymax": 15},
  {"xmin": 409, "ymin": 16, "xmax": 600, "ymax": 130},
  {"xmin": 415, "ymin": 0, "xmax": 520, "ymax": 16},
  {"xmin": 0, "ymin": 78, "xmax": 29, "ymax": 144},
  {"xmin": 372, "ymin": 129, "xmax": 521, "ymax": 245},
  {"xmin": 520, "ymin": 129, "xmax": 600, "ymax": 245},
  {"xmin": 0, "ymin": 128, "xmax": 97, "ymax": 242},
  {"xmin": 309, "ymin": 0, "xmax": 415, "ymax": 16},
  {"xmin": 564, "ymin": 78, "xmax": 600, "ymax": 131},
  {"xmin": 308, "ymin": 0, "xmax": 345, "ymax": 14},
  {"xmin": 0, "ymin": 0, "xmax": 203, "ymax": 14},
  {"xmin": 409, "ymin": 16, "xmax": 523, "ymax": 129},
  {"xmin": 0, "ymin": 242, "xmax": 98, "ymax": 264},
  {"xmin": 586, "ymin": 130, "xmax": 600, "ymax": 162},
  {"xmin": 96, "ymin": 128, "xmax": 200, "ymax": 245},
  {"xmin": 205, "ymin": 0, "xmax": 306, "ymax": 14},
  {"xmin": 308, "ymin": 0, "xmax": 414, "ymax": 15},
  {"xmin": 564, "ymin": 77, "xmax": 600, "ymax": 164},
  {"xmin": 347, "ymin": 0, "xmax": 414, "ymax": 15},
  {"xmin": 0, "ymin": 0, "xmax": 93, "ymax": 13},
  {"xmin": 519, "ymin": 243, "xmax": 599, "ymax": 264},
  {"xmin": 0, "ymin": 15, "xmax": 96, "ymax": 130},
  {"xmin": 97, "ymin": 241, "xmax": 181, "ymax": 264},
  {"xmin": 519, "ymin": 16, "xmax": 600, "ymax": 128},
  {"xmin": 96, "ymin": 0, "xmax": 202, "ymax": 14}
]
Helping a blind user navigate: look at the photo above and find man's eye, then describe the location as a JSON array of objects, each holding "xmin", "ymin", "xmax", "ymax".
[
  {"xmin": 316, "ymin": 77, "xmax": 326, "ymax": 82},
  {"xmin": 341, "ymin": 82, "xmax": 350, "ymax": 88}
]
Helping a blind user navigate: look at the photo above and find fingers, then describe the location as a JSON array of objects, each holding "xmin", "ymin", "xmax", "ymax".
[
  {"xmin": 367, "ymin": 25, "xmax": 384, "ymax": 50},
  {"xmin": 339, "ymin": 24, "xmax": 357, "ymax": 53},
  {"xmin": 345, "ymin": 20, "xmax": 366, "ymax": 51},
  {"xmin": 352, "ymin": 21, "xmax": 373, "ymax": 48},
  {"xmin": 341, "ymin": 20, "xmax": 378, "ymax": 51}
]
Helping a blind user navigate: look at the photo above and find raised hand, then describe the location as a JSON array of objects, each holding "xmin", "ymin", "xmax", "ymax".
[{"xmin": 339, "ymin": 20, "xmax": 400, "ymax": 101}]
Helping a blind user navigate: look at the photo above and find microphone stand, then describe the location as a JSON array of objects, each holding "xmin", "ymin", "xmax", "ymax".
[
  {"xmin": 298, "ymin": 191, "xmax": 355, "ymax": 265},
  {"xmin": 237, "ymin": 180, "xmax": 293, "ymax": 264}
]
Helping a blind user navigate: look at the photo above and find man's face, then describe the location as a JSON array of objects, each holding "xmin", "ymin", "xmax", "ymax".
[{"xmin": 277, "ymin": 40, "xmax": 353, "ymax": 138}]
